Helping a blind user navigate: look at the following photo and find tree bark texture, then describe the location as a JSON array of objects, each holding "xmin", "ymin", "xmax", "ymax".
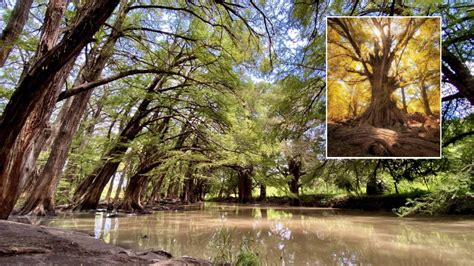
[{"xmin": 19, "ymin": 1, "xmax": 126, "ymax": 216}]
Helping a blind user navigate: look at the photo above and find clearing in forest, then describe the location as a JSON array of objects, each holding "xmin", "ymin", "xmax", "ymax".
[{"xmin": 326, "ymin": 16, "xmax": 441, "ymax": 158}]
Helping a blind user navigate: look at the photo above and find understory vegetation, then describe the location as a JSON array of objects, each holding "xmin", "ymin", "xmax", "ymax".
[{"xmin": 0, "ymin": 0, "xmax": 472, "ymax": 221}]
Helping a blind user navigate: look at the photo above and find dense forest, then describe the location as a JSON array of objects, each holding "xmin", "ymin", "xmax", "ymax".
[{"xmin": 0, "ymin": 0, "xmax": 472, "ymax": 223}]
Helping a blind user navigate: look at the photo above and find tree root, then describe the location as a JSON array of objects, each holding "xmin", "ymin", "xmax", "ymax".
[{"xmin": 327, "ymin": 122, "xmax": 440, "ymax": 157}]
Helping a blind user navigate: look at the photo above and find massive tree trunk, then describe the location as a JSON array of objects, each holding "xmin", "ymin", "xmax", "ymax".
[
  {"xmin": 0, "ymin": 0, "xmax": 33, "ymax": 66},
  {"xmin": 19, "ymin": 0, "xmax": 127, "ymax": 216},
  {"xmin": 237, "ymin": 166, "xmax": 253, "ymax": 203},
  {"xmin": 360, "ymin": 70, "xmax": 406, "ymax": 127},
  {"xmin": 330, "ymin": 18, "xmax": 428, "ymax": 128}
]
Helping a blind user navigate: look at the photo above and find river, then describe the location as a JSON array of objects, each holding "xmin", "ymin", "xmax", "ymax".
[{"xmin": 29, "ymin": 203, "xmax": 473, "ymax": 265}]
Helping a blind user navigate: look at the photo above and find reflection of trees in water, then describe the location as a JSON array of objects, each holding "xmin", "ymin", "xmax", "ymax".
[
  {"xmin": 32, "ymin": 208, "xmax": 474, "ymax": 265},
  {"xmin": 396, "ymin": 223, "xmax": 474, "ymax": 250}
]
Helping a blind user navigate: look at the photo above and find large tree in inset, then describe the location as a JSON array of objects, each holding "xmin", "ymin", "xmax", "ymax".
[{"xmin": 328, "ymin": 17, "xmax": 433, "ymax": 127}]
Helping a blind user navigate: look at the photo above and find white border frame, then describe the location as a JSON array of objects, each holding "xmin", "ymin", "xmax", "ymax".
[{"xmin": 325, "ymin": 16, "xmax": 443, "ymax": 160}]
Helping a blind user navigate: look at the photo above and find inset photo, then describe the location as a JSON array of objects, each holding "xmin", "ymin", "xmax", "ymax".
[{"xmin": 326, "ymin": 16, "xmax": 441, "ymax": 158}]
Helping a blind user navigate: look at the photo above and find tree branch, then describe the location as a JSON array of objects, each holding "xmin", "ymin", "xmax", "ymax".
[
  {"xmin": 57, "ymin": 69, "xmax": 181, "ymax": 101},
  {"xmin": 443, "ymin": 131, "xmax": 474, "ymax": 147}
]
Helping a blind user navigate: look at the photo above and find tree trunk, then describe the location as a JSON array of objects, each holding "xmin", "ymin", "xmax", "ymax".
[
  {"xmin": 105, "ymin": 174, "xmax": 116, "ymax": 205},
  {"xmin": 13, "ymin": 0, "xmax": 70, "ymax": 194},
  {"xmin": 258, "ymin": 184, "xmax": 266, "ymax": 201},
  {"xmin": 401, "ymin": 87, "xmax": 408, "ymax": 113},
  {"xmin": 20, "ymin": 1, "xmax": 127, "ymax": 216},
  {"xmin": 113, "ymin": 160, "xmax": 129, "ymax": 204},
  {"xmin": 73, "ymin": 76, "xmax": 167, "ymax": 211},
  {"xmin": 20, "ymin": 126, "xmax": 53, "ymax": 194},
  {"xmin": 181, "ymin": 170, "xmax": 194, "ymax": 204},
  {"xmin": 420, "ymin": 84, "xmax": 433, "ymax": 116},
  {"xmin": 366, "ymin": 160, "xmax": 382, "ymax": 195},
  {"xmin": 1, "ymin": 0, "xmax": 69, "ymax": 218},
  {"xmin": 149, "ymin": 173, "xmax": 166, "ymax": 203},
  {"xmin": 0, "ymin": 0, "xmax": 119, "ymax": 219},
  {"xmin": 120, "ymin": 172, "xmax": 149, "ymax": 211},
  {"xmin": 360, "ymin": 77, "xmax": 406, "ymax": 127},
  {"xmin": 442, "ymin": 46, "xmax": 474, "ymax": 105},
  {"xmin": 238, "ymin": 166, "xmax": 253, "ymax": 203},
  {"xmin": 73, "ymin": 145, "xmax": 128, "ymax": 210},
  {"xmin": 359, "ymin": 22, "xmax": 406, "ymax": 127},
  {"xmin": 0, "ymin": 0, "xmax": 33, "ymax": 66},
  {"xmin": 120, "ymin": 117, "xmax": 183, "ymax": 210},
  {"xmin": 288, "ymin": 158, "xmax": 301, "ymax": 206},
  {"xmin": 16, "ymin": 0, "xmax": 71, "ymax": 203}
]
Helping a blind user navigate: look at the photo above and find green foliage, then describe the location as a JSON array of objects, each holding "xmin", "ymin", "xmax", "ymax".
[{"xmin": 397, "ymin": 169, "xmax": 474, "ymax": 216}]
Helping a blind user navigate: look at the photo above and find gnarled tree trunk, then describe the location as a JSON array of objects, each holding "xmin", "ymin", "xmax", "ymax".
[{"xmin": 360, "ymin": 71, "xmax": 406, "ymax": 127}]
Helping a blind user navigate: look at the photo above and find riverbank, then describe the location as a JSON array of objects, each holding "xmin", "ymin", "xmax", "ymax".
[
  {"xmin": 208, "ymin": 193, "xmax": 474, "ymax": 215},
  {"xmin": 0, "ymin": 220, "xmax": 211, "ymax": 265}
]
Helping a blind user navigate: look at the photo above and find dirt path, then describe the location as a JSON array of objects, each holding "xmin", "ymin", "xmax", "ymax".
[{"xmin": 0, "ymin": 220, "xmax": 211, "ymax": 265}]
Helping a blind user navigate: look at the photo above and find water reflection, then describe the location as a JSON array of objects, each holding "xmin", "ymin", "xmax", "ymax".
[{"xmin": 32, "ymin": 203, "xmax": 473, "ymax": 265}]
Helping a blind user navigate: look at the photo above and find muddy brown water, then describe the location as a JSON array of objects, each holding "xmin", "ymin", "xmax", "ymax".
[{"xmin": 26, "ymin": 203, "xmax": 473, "ymax": 265}]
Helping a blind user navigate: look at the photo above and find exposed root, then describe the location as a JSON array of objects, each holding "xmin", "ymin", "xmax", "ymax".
[{"xmin": 327, "ymin": 120, "xmax": 440, "ymax": 157}]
